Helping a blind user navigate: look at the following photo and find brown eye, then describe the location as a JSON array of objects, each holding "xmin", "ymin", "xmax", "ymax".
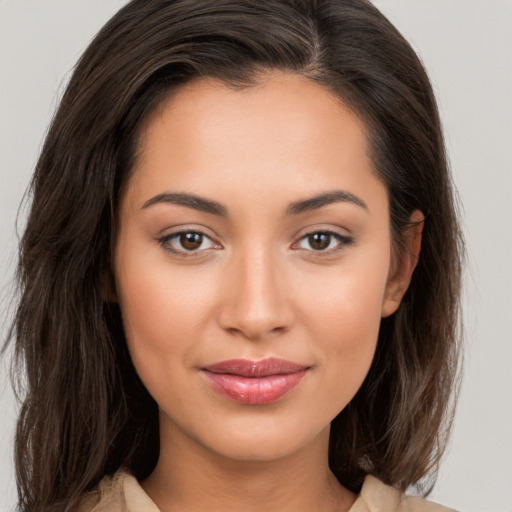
[
  {"xmin": 158, "ymin": 230, "xmax": 217, "ymax": 256},
  {"xmin": 180, "ymin": 232, "xmax": 203, "ymax": 250},
  {"xmin": 295, "ymin": 230, "xmax": 354, "ymax": 254},
  {"xmin": 308, "ymin": 232, "xmax": 332, "ymax": 251}
]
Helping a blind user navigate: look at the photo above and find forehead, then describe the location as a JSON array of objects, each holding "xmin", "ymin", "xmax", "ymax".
[
  {"xmin": 139, "ymin": 72, "xmax": 368, "ymax": 157},
  {"xmin": 124, "ymin": 72, "xmax": 386, "ymax": 217}
]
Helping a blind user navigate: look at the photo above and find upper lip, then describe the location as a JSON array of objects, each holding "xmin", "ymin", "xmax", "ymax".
[{"xmin": 202, "ymin": 358, "xmax": 308, "ymax": 377}]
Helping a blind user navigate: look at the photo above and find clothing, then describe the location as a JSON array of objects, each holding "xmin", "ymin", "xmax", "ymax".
[{"xmin": 78, "ymin": 470, "xmax": 457, "ymax": 512}]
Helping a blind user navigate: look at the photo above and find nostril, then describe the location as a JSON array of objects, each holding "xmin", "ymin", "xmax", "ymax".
[
  {"xmin": 222, "ymin": 322, "xmax": 289, "ymax": 342},
  {"xmin": 216, "ymin": 257, "xmax": 295, "ymax": 340}
]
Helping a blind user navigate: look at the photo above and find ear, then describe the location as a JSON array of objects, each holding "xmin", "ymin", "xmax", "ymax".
[{"xmin": 381, "ymin": 210, "xmax": 424, "ymax": 318}]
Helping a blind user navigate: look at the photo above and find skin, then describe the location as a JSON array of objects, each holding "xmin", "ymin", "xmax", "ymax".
[{"xmin": 113, "ymin": 72, "xmax": 423, "ymax": 512}]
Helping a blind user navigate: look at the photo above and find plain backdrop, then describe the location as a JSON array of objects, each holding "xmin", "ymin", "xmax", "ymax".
[{"xmin": 1, "ymin": 1, "xmax": 511, "ymax": 511}]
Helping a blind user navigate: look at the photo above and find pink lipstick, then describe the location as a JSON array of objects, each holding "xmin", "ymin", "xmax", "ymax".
[{"xmin": 202, "ymin": 358, "xmax": 308, "ymax": 405}]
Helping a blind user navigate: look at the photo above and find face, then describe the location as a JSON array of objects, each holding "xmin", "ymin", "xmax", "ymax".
[{"xmin": 113, "ymin": 73, "xmax": 413, "ymax": 462}]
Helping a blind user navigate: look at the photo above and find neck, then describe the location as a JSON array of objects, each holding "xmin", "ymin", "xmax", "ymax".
[{"xmin": 141, "ymin": 421, "xmax": 356, "ymax": 512}]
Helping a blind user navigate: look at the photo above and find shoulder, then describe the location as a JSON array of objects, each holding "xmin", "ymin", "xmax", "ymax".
[
  {"xmin": 352, "ymin": 474, "xmax": 459, "ymax": 512},
  {"xmin": 77, "ymin": 470, "xmax": 160, "ymax": 512}
]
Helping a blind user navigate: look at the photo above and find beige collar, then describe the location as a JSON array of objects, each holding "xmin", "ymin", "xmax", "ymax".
[{"xmin": 81, "ymin": 470, "xmax": 455, "ymax": 512}]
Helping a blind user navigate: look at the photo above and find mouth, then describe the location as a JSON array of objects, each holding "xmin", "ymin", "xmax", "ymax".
[{"xmin": 201, "ymin": 358, "xmax": 309, "ymax": 405}]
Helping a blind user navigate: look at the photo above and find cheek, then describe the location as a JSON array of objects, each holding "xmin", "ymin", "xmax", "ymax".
[
  {"xmin": 114, "ymin": 251, "xmax": 216, "ymax": 376},
  {"xmin": 303, "ymin": 259, "xmax": 388, "ymax": 341},
  {"xmin": 298, "ymin": 256, "xmax": 389, "ymax": 402}
]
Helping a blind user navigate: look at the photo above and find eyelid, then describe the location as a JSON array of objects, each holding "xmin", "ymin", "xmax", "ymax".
[
  {"xmin": 157, "ymin": 228, "xmax": 222, "ymax": 258},
  {"xmin": 292, "ymin": 229, "xmax": 354, "ymax": 255},
  {"xmin": 156, "ymin": 226, "xmax": 354, "ymax": 259}
]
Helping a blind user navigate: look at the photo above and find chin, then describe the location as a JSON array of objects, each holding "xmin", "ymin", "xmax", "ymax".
[
  {"xmin": 206, "ymin": 438, "xmax": 305, "ymax": 463},
  {"xmin": 190, "ymin": 416, "xmax": 330, "ymax": 464}
]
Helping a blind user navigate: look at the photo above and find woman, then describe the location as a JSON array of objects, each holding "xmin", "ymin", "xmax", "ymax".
[{"xmin": 8, "ymin": 0, "xmax": 463, "ymax": 511}]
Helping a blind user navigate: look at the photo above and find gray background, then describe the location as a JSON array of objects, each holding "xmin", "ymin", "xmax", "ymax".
[{"xmin": 1, "ymin": 1, "xmax": 511, "ymax": 511}]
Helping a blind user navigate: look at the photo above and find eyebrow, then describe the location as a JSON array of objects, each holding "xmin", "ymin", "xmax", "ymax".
[
  {"xmin": 286, "ymin": 190, "xmax": 368, "ymax": 215},
  {"xmin": 142, "ymin": 192, "xmax": 227, "ymax": 216},
  {"xmin": 141, "ymin": 190, "xmax": 368, "ymax": 216}
]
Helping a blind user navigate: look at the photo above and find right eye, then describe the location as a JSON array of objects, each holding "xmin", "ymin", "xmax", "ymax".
[{"xmin": 157, "ymin": 230, "xmax": 219, "ymax": 258}]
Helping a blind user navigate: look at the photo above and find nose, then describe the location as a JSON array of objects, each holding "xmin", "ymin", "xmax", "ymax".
[{"xmin": 217, "ymin": 245, "xmax": 294, "ymax": 341}]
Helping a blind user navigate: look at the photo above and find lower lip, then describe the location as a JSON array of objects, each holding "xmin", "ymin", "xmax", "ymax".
[{"xmin": 202, "ymin": 370, "xmax": 307, "ymax": 405}]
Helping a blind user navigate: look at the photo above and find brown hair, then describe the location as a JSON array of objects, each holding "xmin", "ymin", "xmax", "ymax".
[{"xmin": 7, "ymin": 0, "xmax": 463, "ymax": 510}]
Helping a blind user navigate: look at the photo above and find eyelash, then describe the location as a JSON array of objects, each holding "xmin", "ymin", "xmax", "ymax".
[
  {"xmin": 157, "ymin": 230, "xmax": 219, "ymax": 259},
  {"xmin": 157, "ymin": 228, "xmax": 354, "ymax": 259},
  {"xmin": 294, "ymin": 230, "xmax": 354, "ymax": 254}
]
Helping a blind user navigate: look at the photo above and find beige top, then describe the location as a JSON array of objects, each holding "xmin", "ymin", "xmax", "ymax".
[{"xmin": 78, "ymin": 471, "xmax": 457, "ymax": 512}]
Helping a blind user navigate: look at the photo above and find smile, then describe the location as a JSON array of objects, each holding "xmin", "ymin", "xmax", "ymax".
[{"xmin": 201, "ymin": 358, "xmax": 309, "ymax": 405}]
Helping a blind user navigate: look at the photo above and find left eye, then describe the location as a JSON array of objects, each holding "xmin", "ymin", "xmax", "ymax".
[
  {"xmin": 158, "ymin": 231, "xmax": 217, "ymax": 254},
  {"xmin": 295, "ymin": 231, "xmax": 352, "ymax": 252}
]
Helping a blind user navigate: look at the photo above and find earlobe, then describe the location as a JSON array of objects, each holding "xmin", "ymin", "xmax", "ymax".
[{"xmin": 381, "ymin": 210, "xmax": 424, "ymax": 318}]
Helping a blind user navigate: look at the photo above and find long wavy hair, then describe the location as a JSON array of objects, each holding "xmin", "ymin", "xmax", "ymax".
[{"xmin": 7, "ymin": 0, "xmax": 463, "ymax": 510}]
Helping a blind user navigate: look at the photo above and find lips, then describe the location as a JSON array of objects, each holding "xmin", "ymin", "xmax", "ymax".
[{"xmin": 201, "ymin": 358, "xmax": 308, "ymax": 405}]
